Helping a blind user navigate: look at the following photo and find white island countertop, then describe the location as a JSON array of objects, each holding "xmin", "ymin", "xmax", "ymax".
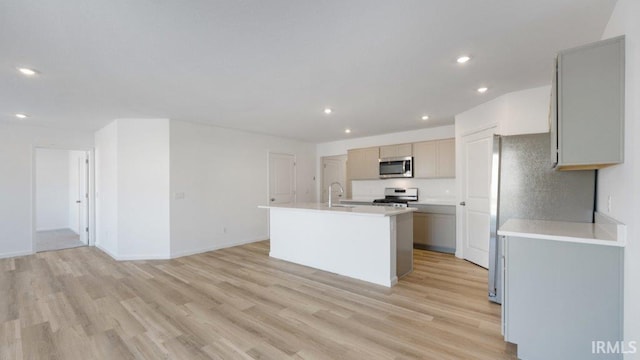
[
  {"xmin": 259, "ymin": 202, "xmax": 416, "ymax": 217},
  {"xmin": 498, "ymin": 216, "xmax": 626, "ymax": 247}
]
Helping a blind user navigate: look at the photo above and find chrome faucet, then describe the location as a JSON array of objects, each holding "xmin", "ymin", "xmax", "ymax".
[{"xmin": 328, "ymin": 182, "xmax": 344, "ymax": 207}]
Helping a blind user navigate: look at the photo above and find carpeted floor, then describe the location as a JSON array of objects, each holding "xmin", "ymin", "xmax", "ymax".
[{"xmin": 35, "ymin": 228, "xmax": 86, "ymax": 252}]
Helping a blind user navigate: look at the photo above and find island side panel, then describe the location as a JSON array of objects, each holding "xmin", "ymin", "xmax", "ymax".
[
  {"xmin": 268, "ymin": 208, "xmax": 394, "ymax": 287},
  {"xmin": 395, "ymin": 212, "xmax": 413, "ymax": 278}
]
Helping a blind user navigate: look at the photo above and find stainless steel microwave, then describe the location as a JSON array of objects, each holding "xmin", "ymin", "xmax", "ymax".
[{"xmin": 379, "ymin": 156, "xmax": 413, "ymax": 178}]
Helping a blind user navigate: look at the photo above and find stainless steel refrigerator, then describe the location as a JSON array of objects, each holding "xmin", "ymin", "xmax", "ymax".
[{"xmin": 488, "ymin": 133, "xmax": 596, "ymax": 304}]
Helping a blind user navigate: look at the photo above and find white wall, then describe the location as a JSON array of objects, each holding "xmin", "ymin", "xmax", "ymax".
[
  {"xmin": 68, "ymin": 150, "xmax": 86, "ymax": 234},
  {"xmin": 94, "ymin": 119, "xmax": 171, "ymax": 260},
  {"xmin": 0, "ymin": 123, "xmax": 93, "ymax": 258},
  {"xmin": 35, "ymin": 149, "xmax": 71, "ymax": 231},
  {"xmin": 118, "ymin": 119, "xmax": 171, "ymax": 259},
  {"xmin": 501, "ymin": 86, "xmax": 552, "ymax": 136},
  {"xmin": 316, "ymin": 125, "xmax": 456, "ymax": 200},
  {"xmin": 455, "ymin": 85, "xmax": 551, "ymax": 136},
  {"xmin": 169, "ymin": 120, "xmax": 317, "ymax": 258},
  {"xmin": 599, "ymin": 0, "xmax": 640, "ymax": 353},
  {"xmin": 95, "ymin": 121, "xmax": 119, "ymax": 256}
]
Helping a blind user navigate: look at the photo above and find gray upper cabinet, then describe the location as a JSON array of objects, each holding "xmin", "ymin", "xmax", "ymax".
[{"xmin": 552, "ymin": 36, "xmax": 625, "ymax": 170}]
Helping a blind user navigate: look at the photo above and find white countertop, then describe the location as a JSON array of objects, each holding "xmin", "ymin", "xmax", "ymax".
[
  {"xmin": 340, "ymin": 198, "xmax": 457, "ymax": 206},
  {"xmin": 259, "ymin": 202, "xmax": 416, "ymax": 217},
  {"xmin": 498, "ymin": 218, "xmax": 626, "ymax": 247}
]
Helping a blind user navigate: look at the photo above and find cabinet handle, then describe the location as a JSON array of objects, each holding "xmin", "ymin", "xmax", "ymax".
[
  {"xmin": 459, "ymin": 201, "xmax": 466, "ymax": 206},
  {"xmin": 270, "ymin": 198, "xmax": 275, "ymax": 202}
]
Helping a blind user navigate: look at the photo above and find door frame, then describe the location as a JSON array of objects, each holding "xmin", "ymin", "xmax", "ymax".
[
  {"xmin": 456, "ymin": 125, "xmax": 497, "ymax": 261},
  {"xmin": 32, "ymin": 146, "xmax": 96, "ymax": 253}
]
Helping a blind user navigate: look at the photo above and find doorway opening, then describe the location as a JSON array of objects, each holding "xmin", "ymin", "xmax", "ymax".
[{"xmin": 34, "ymin": 148, "xmax": 90, "ymax": 252}]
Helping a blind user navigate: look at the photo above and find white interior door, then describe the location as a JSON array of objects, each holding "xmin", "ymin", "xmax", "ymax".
[
  {"xmin": 78, "ymin": 154, "xmax": 89, "ymax": 244},
  {"xmin": 321, "ymin": 155, "xmax": 347, "ymax": 203},
  {"xmin": 269, "ymin": 153, "xmax": 296, "ymax": 204},
  {"xmin": 461, "ymin": 128, "xmax": 495, "ymax": 268}
]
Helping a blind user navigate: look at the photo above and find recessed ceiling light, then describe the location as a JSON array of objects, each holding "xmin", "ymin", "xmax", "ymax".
[
  {"xmin": 344, "ymin": 128, "xmax": 351, "ymax": 134},
  {"xmin": 15, "ymin": 113, "xmax": 29, "ymax": 119},
  {"xmin": 17, "ymin": 67, "xmax": 38, "ymax": 76},
  {"xmin": 324, "ymin": 108, "xmax": 333, "ymax": 115},
  {"xmin": 457, "ymin": 56, "xmax": 471, "ymax": 64},
  {"xmin": 421, "ymin": 115, "xmax": 430, "ymax": 121},
  {"xmin": 477, "ymin": 87, "xmax": 488, "ymax": 93}
]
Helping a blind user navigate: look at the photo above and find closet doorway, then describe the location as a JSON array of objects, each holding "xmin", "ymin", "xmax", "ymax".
[{"xmin": 34, "ymin": 148, "xmax": 90, "ymax": 252}]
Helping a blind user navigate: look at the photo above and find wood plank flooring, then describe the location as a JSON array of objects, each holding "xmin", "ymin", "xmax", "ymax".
[{"xmin": 0, "ymin": 241, "xmax": 516, "ymax": 359}]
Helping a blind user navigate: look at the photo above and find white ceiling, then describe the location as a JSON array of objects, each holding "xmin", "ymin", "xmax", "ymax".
[{"xmin": 0, "ymin": 0, "xmax": 616, "ymax": 142}]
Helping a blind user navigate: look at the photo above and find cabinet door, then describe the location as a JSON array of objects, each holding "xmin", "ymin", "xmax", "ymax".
[
  {"xmin": 413, "ymin": 141, "xmax": 437, "ymax": 178},
  {"xmin": 505, "ymin": 236, "xmax": 623, "ymax": 359},
  {"xmin": 379, "ymin": 145, "xmax": 397, "ymax": 159},
  {"xmin": 347, "ymin": 147, "xmax": 379, "ymax": 181},
  {"xmin": 396, "ymin": 143, "xmax": 413, "ymax": 157},
  {"xmin": 347, "ymin": 149, "xmax": 361, "ymax": 181},
  {"xmin": 379, "ymin": 143, "xmax": 412, "ymax": 158},
  {"xmin": 413, "ymin": 212, "xmax": 456, "ymax": 253},
  {"xmin": 436, "ymin": 139, "xmax": 456, "ymax": 178},
  {"xmin": 557, "ymin": 36, "xmax": 624, "ymax": 169},
  {"xmin": 428, "ymin": 213, "xmax": 456, "ymax": 250},
  {"xmin": 362, "ymin": 147, "xmax": 380, "ymax": 179},
  {"xmin": 413, "ymin": 213, "xmax": 428, "ymax": 245}
]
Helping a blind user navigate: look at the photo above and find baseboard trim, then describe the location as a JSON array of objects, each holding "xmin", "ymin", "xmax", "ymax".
[
  {"xmin": 117, "ymin": 254, "xmax": 171, "ymax": 261},
  {"xmin": 95, "ymin": 243, "xmax": 119, "ymax": 260},
  {"xmin": 170, "ymin": 236, "xmax": 267, "ymax": 259},
  {"xmin": 96, "ymin": 237, "xmax": 267, "ymax": 261},
  {"xmin": 0, "ymin": 250, "xmax": 33, "ymax": 259},
  {"xmin": 96, "ymin": 242, "xmax": 171, "ymax": 261}
]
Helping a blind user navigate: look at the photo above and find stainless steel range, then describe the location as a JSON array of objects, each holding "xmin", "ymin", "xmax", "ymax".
[{"xmin": 372, "ymin": 188, "xmax": 418, "ymax": 207}]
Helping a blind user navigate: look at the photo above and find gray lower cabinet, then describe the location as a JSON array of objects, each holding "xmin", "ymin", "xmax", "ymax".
[
  {"xmin": 503, "ymin": 236, "xmax": 624, "ymax": 360},
  {"xmin": 413, "ymin": 205, "xmax": 455, "ymax": 253}
]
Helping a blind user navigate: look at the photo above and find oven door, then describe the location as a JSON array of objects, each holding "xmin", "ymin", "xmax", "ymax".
[{"xmin": 379, "ymin": 157, "xmax": 413, "ymax": 178}]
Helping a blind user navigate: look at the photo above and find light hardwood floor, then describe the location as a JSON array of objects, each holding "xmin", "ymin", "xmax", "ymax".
[{"xmin": 0, "ymin": 241, "xmax": 516, "ymax": 359}]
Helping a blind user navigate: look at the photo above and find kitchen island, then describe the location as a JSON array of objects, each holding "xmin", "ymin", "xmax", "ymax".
[{"xmin": 259, "ymin": 203, "xmax": 416, "ymax": 287}]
